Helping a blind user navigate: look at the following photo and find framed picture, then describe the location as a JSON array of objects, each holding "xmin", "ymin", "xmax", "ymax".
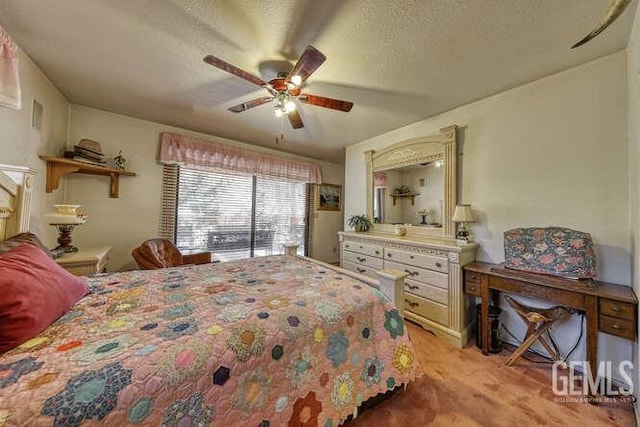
[{"xmin": 316, "ymin": 183, "xmax": 342, "ymax": 211}]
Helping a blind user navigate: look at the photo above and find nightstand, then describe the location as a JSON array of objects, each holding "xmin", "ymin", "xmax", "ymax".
[{"xmin": 55, "ymin": 246, "xmax": 112, "ymax": 276}]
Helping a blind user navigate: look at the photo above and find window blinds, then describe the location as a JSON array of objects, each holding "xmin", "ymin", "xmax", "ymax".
[
  {"xmin": 165, "ymin": 166, "xmax": 308, "ymax": 261},
  {"xmin": 159, "ymin": 164, "xmax": 179, "ymax": 240}
]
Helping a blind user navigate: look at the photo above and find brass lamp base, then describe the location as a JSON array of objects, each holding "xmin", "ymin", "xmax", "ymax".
[{"xmin": 52, "ymin": 223, "xmax": 79, "ymax": 253}]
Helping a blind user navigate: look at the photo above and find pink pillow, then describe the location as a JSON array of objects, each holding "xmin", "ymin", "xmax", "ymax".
[{"xmin": 0, "ymin": 243, "xmax": 89, "ymax": 353}]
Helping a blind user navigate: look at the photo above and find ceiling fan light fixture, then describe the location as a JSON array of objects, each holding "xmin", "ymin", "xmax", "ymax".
[
  {"xmin": 284, "ymin": 100, "xmax": 296, "ymax": 113},
  {"xmin": 291, "ymin": 74, "xmax": 302, "ymax": 86},
  {"xmin": 274, "ymin": 107, "xmax": 284, "ymax": 117}
]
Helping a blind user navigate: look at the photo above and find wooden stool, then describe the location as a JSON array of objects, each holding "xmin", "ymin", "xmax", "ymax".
[{"xmin": 504, "ymin": 295, "xmax": 571, "ymax": 366}]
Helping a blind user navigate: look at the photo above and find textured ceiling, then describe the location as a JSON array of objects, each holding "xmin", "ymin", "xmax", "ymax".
[{"xmin": 0, "ymin": 0, "xmax": 636, "ymax": 163}]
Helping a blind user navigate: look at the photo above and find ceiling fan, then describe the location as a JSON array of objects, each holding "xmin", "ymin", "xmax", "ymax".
[{"xmin": 203, "ymin": 46, "xmax": 353, "ymax": 129}]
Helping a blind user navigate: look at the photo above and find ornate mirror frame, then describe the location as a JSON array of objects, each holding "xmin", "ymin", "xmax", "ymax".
[{"xmin": 365, "ymin": 124, "xmax": 457, "ymax": 238}]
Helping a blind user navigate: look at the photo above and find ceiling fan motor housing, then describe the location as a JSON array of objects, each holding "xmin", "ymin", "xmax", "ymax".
[{"xmin": 270, "ymin": 77, "xmax": 301, "ymax": 96}]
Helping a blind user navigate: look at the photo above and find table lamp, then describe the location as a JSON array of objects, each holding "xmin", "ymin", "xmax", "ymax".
[
  {"xmin": 45, "ymin": 205, "xmax": 87, "ymax": 253},
  {"xmin": 452, "ymin": 204, "xmax": 475, "ymax": 245}
]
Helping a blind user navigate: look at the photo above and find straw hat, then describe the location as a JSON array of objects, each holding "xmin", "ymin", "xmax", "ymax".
[{"xmin": 76, "ymin": 138, "xmax": 103, "ymax": 155}]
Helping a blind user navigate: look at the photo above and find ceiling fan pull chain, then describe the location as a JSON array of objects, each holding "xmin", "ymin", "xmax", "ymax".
[{"xmin": 276, "ymin": 114, "xmax": 286, "ymax": 145}]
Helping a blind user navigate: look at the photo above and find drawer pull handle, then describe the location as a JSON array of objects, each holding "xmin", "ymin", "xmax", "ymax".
[
  {"xmin": 611, "ymin": 306, "xmax": 622, "ymax": 313},
  {"xmin": 359, "ymin": 246, "xmax": 363, "ymax": 249},
  {"xmin": 436, "ymin": 262, "xmax": 442, "ymax": 268},
  {"xmin": 611, "ymin": 323, "xmax": 622, "ymax": 330},
  {"xmin": 407, "ymin": 285, "xmax": 419, "ymax": 290},
  {"xmin": 345, "ymin": 245, "xmax": 350, "ymax": 248},
  {"xmin": 404, "ymin": 269, "xmax": 419, "ymax": 277},
  {"xmin": 375, "ymin": 250, "xmax": 380, "ymax": 255},
  {"xmin": 387, "ymin": 253, "xmax": 392, "ymax": 257},
  {"xmin": 404, "ymin": 300, "xmax": 419, "ymax": 308},
  {"xmin": 409, "ymin": 255, "xmax": 414, "ymax": 259},
  {"xmin": 356, "ymin": 257, "xmax": 366, "ymax": 262},
  {"xmin": 356, "ymin": 267, "xmax": 366, "ymax": 273}
]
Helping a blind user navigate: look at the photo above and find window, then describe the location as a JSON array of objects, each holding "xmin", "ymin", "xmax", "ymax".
[{"xmin": 169, "ymin": 166, "xmax": 307, "ymax": 261}]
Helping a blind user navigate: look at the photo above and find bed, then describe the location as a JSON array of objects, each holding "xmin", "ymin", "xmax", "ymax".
[{"xmin": 0, "ymin": 164, "xmax": 422, "ymax": 426}]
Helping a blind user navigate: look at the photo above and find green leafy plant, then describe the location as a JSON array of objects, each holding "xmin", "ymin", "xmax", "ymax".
[{"xmin": 347, "ymin": 214, "xmax": 373, "ymax": 232}]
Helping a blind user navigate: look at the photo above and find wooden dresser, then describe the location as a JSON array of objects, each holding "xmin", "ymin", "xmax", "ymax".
[
  {"xmin": 339, "ymin": 231, "xmax": 478, "ymax": 347},
  {"xmin": 55, "ymin": 246, "xmax": 112, "ymax": 276}
]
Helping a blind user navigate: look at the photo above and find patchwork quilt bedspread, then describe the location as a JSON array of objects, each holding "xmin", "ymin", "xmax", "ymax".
[{"xmin": 0, "ymin": 255, "xmax": 421, "ymax": 426}]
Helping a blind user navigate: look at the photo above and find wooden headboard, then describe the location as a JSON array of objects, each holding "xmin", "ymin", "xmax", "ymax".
[{"xmin": 0, "ymin": 164, "xmax": 36, "ymax": 240}]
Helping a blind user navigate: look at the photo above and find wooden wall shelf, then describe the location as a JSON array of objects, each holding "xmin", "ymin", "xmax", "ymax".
[
  {"xmin": 390, "ymin": 193, "xmax": 419, "ymax": 205},
  {"xmin": 40, "ymin": 156, "xmax": 136, "ymax": 198}
]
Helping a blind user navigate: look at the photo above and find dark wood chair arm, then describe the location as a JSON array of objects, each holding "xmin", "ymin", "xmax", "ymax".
[{"xmin": 182, "ymin": 251, "xmax": 212, "ymax": 265}]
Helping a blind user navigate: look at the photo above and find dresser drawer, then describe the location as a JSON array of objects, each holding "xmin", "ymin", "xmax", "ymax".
[
  {"xmin": 599, "ymin": 299, "xmax": 635, "ymax": 321},
  {"xmin": 384, "ymin": 259, "xmax": 448, "ymax": 289},
  {"xmin": 342, "ymin": 241, "xmax": 383, "ymax": 258},
  {"xmin": 384, "ymin": 248, "xmax": 448, "ymax": 273},
  {"xmin": 404, "ymin": 293, "xmax": 449, "ymax": 326},
  {"xmin": 465, "ymin": 270, "xmax": 482, "ymax": 284},
  {"xmin": 405, "ymin": 278, "xmax": 448, "ymax": 305},
  {"xmin": 600, "ymin": 315, "xmax": 635, "ymax": 340},
  {"xmin": 342, "ymin": 261, "xmax": 379, "ymax": 280},
  {"xmin": 464, "ymin": 279, "xmax": 481, "ymax": 297},
  {"xmin": 343, "ymin": 250, "xmax": 384, "ymax": 270}
]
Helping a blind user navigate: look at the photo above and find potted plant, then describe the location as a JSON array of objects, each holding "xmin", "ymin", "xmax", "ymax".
[{"xmin": 347, "ymin": 214, "xmax": 373, "ymax": 232}]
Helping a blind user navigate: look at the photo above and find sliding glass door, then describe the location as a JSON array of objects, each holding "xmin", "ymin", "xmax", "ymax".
[{"xmin": 175, "ymin": 167, "xmax": 307, "ymax": 261}]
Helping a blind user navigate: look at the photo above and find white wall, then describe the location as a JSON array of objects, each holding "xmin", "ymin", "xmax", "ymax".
[
  {"xmin": 0, "ymin": 48, "xmax": 68, "ymax": 242},
  {"xmin": 626, "ymin": 2, "xmax": 640, "ymax": 412},
  {"xmin": 65, "ymin": 105, "xmax": 343, "ymax": 270},
  {"xmin": 346, "ymin": 52, "xmax": 631, "ymax": 379},
  {"xmin": 311, "ymin": 161, "xmax": 344, "ymax": 264}
]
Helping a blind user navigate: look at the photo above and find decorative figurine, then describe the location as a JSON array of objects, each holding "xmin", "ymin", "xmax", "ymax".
[{"xmin": 114, "ymin": 150, "xmax": 126, "ymax": 170}]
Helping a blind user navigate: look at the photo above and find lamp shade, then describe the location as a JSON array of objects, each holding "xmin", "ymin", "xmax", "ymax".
[{"xmin": 452, "ymin": 204, "xmax": 474, "ymax": 223}]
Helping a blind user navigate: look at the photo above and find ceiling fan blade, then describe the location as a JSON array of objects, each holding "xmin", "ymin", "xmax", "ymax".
[
  {"xmin": 288, "ymin": 110, "xmax": 304, "ymax": 129},
  {"xmin": 286, "ymin": 46, "xmax": 327, "ymax": 85},
  {"xmin": 204, "ymin": 55, "xmax": 267, "ymax": 87},
  {"xmin": 571, "ymin": 0, "xmax": 632, "ymax": 48},
  {"xmin": 299, "ymin": 94, "xmax": 353, "ymax": 112},
  {"xmin": 228, "ymin": 96, "xmax": 273, "ymax": 113}
]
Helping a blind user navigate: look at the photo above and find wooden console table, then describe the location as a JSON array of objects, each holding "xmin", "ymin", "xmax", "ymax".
[{"xmin": 463, "ymin": 262, "xmax": 637, "ymax": 389}]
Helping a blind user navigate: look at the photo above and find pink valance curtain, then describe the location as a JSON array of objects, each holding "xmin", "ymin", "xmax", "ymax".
[
  {"xmin": 159, "ymin": 132, "xmax": 322, "ymax": 183},
  {"xmin": 0, "ymin": 25, "xmax": 20, "ymax": 110},
  {"xmin": 374, "ymin": 172, "xmax": 388, "ymax": 188}
]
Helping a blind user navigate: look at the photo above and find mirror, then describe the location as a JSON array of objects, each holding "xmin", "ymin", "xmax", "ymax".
[
  {"xmin": 373, "ymin": 162, "xmax": 444, "ymax": 225},
  {"xmin": 365, "ymin": 125, "xmax": 457, "ymax": 238}
]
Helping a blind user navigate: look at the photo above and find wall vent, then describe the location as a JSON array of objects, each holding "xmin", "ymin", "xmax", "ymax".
[{"xmin": 32, "ymin": 99, "xmax": 43, "ymax": 131}]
